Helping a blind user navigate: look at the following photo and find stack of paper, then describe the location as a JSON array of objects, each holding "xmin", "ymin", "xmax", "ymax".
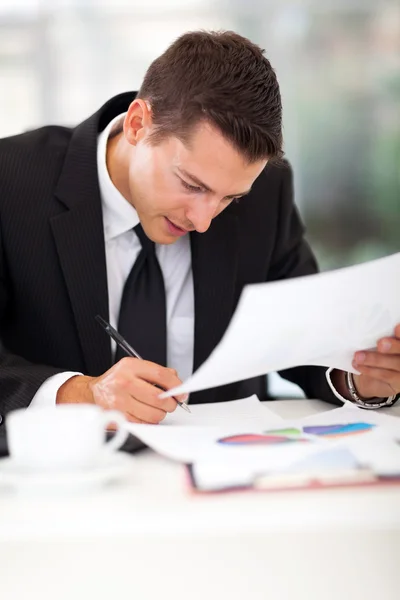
[
  {"xmin": 127, "ymin": 397, "xmax": 400, "ymax": 492},
  {"xmin": 188, "ymin": 404, "xmax": 400, "ymax": 492}
]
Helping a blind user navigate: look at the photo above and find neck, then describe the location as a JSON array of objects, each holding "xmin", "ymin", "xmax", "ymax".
[{"xmin": 106, "ymin": 132, "xmax": 134, "ymax": 205}]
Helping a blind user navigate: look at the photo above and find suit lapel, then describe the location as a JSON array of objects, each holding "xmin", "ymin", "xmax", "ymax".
[
  {"xmin": 50, "ymin": 93, "xmax": 136, "ymax": 375},
  {"xmin": 50, "ymin": 205, "xmax": 111, "ymax": 376},
  {"xmin": 191, "ymin": 211, "xmax": 239, "ymax": 375}
]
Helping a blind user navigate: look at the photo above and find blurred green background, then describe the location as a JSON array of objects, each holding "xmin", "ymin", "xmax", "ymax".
[
  {"xmin": 0, "ymin": 0, "xmax": 398, "ymax": 271},
  {"xmin": 0, "ymin": 0, "xmax": 398, "ymax": 395}
]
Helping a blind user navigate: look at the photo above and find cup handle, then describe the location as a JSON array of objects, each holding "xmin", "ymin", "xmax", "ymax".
[{"xmin": 101, "ymin": 410, "xmax": 129, "ymax": 453}]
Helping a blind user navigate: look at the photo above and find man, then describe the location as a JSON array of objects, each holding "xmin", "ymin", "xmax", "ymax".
[{"xmin": 0, "ymin": 30, "xmax": 399, "ymax": 426}]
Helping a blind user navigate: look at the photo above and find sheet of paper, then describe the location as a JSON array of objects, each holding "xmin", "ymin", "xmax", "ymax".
[
  {"xmin": 191, "ymin": 447, "xmax": 363, "ymax": 492},
  {"xmin": 272, "ymin": 404, "xmax": 400, "ymax": 476},
  {"xmin": 126, "ymin": 396, "xmax": 285, "ymax": 462},
  {"xmin": 297, "ymin": 403, "xmax": 400, "ymax": 438},
  {"xmin": 127, "ymin": 396, "xmax": 400, "ymax": 472},
  {"xmin": 163, "ymin": 395, "xmax": 284, "ymax": 427},
  {"xmin": 190, "ymin": 406, "xmax": 400, "ymax": 491},
  {"xmin": 161, "ymin": 252, "xmax": 400, "ymax": 398},
  {"xmin": 127, "ymin": 422, "xmax": 327, "ymax": 464}
]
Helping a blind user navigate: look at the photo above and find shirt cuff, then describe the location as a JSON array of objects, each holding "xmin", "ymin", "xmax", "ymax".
[
  {"xmin": 325, "ymin": 368, "xmax": 353, "ymax": 406},
  {"xmin": 30, "ymin": 372, "xmax": 83, "ymax": 408}
]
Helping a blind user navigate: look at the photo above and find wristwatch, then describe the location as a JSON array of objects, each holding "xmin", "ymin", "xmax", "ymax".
[{"xmin": 345, "ymin": 372, "xmax": 399, "ymax": 410}]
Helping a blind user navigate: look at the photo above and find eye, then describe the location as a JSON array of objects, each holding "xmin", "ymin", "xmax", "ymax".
[{"xmin": 181, "ymin": 180, "xmax": 203, "ymax": 193}]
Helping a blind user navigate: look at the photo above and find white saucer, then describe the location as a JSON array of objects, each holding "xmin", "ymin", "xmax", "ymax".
[{"xmin": 0, "ymin": 452, "xmax": 134, "ymax": 492}]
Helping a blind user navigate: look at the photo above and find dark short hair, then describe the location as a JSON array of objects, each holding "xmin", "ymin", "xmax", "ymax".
[{"xmin": 137, "ymin": 30, "xmax": 283, "ymax": 162}]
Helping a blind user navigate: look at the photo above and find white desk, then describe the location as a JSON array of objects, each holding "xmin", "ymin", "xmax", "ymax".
[{"xmin": 1, "ymin": 399, "xmax": 400, "ymax": 600}]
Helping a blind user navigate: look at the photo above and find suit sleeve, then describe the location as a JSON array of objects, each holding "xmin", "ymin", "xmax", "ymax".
[
  {"xmin": 268, "ymin": 163, "xmax": 343, "ymax": 405},
  {"xmin": 0, "ymin": 224, "xmax": 66, "ymax": 418}
]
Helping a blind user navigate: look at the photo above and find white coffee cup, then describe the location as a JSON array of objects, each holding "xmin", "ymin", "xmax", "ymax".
[{"xmin": 6, "ymin": 404, "xmax": 128, "ymax": 471}]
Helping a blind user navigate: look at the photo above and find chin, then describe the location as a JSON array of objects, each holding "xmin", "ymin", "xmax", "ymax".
[
  {"xmin": 142, "ymin": 216, "xmax": 183, "ymax": 245},
  {"xmin": 147, "ymin": 226, "xmax": 177, "ymax": 245},
  {"xmin": 158, "ymin": 234, "xmax": 179, "ymax": 245}
]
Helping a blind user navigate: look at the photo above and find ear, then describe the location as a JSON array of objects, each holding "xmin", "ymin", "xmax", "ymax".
[{"xmin": 123, "ymin": 99, "xmax": 153, "ymax": 146}]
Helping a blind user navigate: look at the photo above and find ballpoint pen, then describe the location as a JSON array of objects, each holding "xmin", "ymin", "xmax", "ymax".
[{"xmin": 95, "ymin": 315, "xmax": 191, "ymax": 413}]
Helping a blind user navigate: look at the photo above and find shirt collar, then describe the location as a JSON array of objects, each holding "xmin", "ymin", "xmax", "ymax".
[{"xmin": 97, "ymin": 113, "xmax": 140, "ymax": 242}]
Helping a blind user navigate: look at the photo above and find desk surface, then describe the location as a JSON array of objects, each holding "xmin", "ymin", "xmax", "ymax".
[{"xmin": 1, "ymin": 399, "xmax": 400, "ymax": 600}]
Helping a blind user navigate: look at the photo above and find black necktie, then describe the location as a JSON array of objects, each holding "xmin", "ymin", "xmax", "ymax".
[{"xmin": 115, "ymin": 223, "xmax": 167, "ymax": 365}]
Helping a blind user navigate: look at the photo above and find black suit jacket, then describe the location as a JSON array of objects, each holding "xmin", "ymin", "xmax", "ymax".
[{"xmin": 0, "ymin": 92, "xmax": 340, "ymax": 421}]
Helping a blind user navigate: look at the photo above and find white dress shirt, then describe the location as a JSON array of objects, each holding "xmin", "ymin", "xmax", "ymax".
[{"xmin": 31, "ymin": 114, "xmax": 195, "ymax": 406}]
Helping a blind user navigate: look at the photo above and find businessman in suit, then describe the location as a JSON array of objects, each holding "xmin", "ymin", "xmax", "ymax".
[{"xmin": 0, "ymin": 30, "xmax": 399, "ymax": 425}]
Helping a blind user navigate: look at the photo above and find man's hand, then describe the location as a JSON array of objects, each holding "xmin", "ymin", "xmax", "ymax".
[
  {"xmin": 57, "ymin": 357, "xmax": 187, "ymax": 423},
  {"xmin": 352, "ymin": 323, "xmax": 400, "ymax": 399}
]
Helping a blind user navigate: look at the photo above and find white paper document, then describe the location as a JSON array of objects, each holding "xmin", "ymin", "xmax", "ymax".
[
  {"xmin": 161, "ymin": 252, "xmax": 400, "ymax": 398},
  {"xmin": 126, "ymin": 396, "xmax": 285, "ymax": 462},
  {"xmin": 188, "ymin": 403, "xmax": 400, "ymax": 491},
  {"xmin": 297, "ymin": 403, "xmax": 400, "ymax": 437},
  {"xmin": 162, "ymin": 395, "xmax": 284, "ymax": 427},
  {"xmin": 295, "ymin": 403, "xmax": 400, "ymax": 474},
  {"xmin": 127, "ymin": 397, "xmax": 400, "ymax": 489},
  {"xmin": 190, "ymin": 447, "xmax": 364, "ymax": 492}
]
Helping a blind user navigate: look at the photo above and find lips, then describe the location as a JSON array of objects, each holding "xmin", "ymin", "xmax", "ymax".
[
  {"xmin": 168, "ymin": 219, "xmax": 187, "ymax": 232},
  {"xmin": 165, "ymin": 217, "xmax": 190, "ymax": 237}
]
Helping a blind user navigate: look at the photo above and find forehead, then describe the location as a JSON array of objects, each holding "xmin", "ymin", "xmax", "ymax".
[{"xmin": 166, "ymin": 122, "xmax": 267, "ymax": 190}]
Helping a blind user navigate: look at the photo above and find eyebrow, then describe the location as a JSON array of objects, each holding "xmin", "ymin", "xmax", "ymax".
[{"xmin": 178, "ymin": 168, "xmax": 251, "ymax": 199}]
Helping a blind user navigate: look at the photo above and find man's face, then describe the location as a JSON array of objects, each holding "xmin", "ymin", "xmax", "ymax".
[{"xmin": 124, "ymin": 111, "xmax": 267, "ymax": 244}]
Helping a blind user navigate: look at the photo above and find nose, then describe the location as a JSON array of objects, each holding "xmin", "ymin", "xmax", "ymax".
[{"xmin": 185, "ymin": 196, "xmax": 220, "ymax": 234}]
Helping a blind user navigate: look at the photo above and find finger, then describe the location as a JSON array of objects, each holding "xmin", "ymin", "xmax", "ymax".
[
  {"xmin": 125, "ymin": 378, "xmax": 178, "ymax": 413},
  {"xmin": 93, "ymin": 384, "xmax": 165, "ymax": 424},
  {"xmin": 126, "ymin": 409, "xmax": 167, "ymax": 424},
  {"xmin": 126, "ymin": 397, "xmax": 167, "ymax": 424},
  {"xmin": 128, "ymin": 360, "xmax": 183, "ymax": 391},
  {"xmin": 395, "ymin": 324, "xmax": 400, "ymax": 339},
  {"xmin": 125, "ymin": 413, "xmax": 149, "ymax": 424},
  {"xmin": 114, "ymin": 356, "xmax": 142, "ymax": 371},
  {"xmin": 352, "ymin": 364, "xmax": 400, "ymax": 391},
  {"xmin": 96, "ymin": 389, "xmax": 155, "ymax": 423},
  {"xmin": 376, "ymin": 337, "xmax": 400, "ymax": 354},
  {"xmin": 110, "ymin": 358, "xmax": 183, "ymax": 410},
  {"xmin": 354, "ymin": 351, "xmax": 400, "ymax": 371},
  {"xmin": 174, "ymin": 393, "xmax": 189, "ymax": 403}
]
